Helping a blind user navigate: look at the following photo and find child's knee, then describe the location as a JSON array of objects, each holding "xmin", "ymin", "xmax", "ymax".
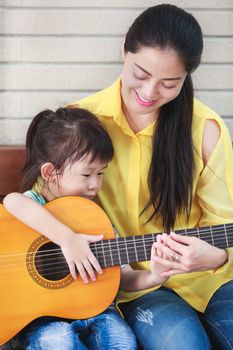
[{"xmin": 26, "ymin": 322, "xmax": 76, "ymax": 350}]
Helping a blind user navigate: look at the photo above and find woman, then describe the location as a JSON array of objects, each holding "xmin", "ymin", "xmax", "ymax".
[
  {"xmin": 72, "ymin": 4, "xmax": 233, "ymax": 349},
  {"xmin": 4, "ymin": 4, "xmax": 233, "ymax": 350}
]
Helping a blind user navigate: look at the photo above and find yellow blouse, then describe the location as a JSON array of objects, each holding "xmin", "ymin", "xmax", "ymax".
[{"xmin": 73, "ymin": 78, "xmax": 233, "ymax": 312}]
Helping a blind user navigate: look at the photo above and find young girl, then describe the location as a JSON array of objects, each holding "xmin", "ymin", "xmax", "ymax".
[{"xmin": 3, "ymin": 107, "xmax": 171, "ymax": 350}]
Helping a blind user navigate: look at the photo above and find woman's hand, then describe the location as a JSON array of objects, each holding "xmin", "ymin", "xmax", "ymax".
[
  {"xmin": 149, "ymin": 238, "xmax": 171, "ymax": 284},
  {"xmin": 60, "ymin": 232, "xmax": 103, "ymax": 283},
  {"xmin": 152, "ymin": 232, "xmax": 228, "ymax": 277}
]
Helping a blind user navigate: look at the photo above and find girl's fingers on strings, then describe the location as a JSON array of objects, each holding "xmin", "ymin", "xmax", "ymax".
[
  {"xmin": 75, "ymin": 262, "xmax": 89, "ymax": 284},
  {"xmin": 67, "ymin": 262, "xmax": 78, "ymax": 280},
  {"xmin": 81, "ymin": 258, "xmax": 97, "ymax": 282},
  {"xmin": 88, "ymin": 254, "xmax": 103, "ymax": 274}
]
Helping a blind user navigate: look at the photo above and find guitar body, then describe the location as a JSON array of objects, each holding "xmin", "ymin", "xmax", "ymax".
[{"xmin": 0, "ymin": 196, "xmax": 120, "ymax": 345}]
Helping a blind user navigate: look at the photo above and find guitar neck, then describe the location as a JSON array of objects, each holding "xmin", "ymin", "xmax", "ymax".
[{"xmin": 90, "ymin": 223, "xmax": 233, "ymax": 268}]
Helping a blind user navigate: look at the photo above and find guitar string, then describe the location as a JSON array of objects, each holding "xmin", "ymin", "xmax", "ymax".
[
  {"xmin": 1, "ymin": 223, "xmax": 233, "ymax": 259},
  {"xmin": 1, "ymin": 226, "xmax": 233, "ymax": 263},
  {"xmin": 1, "ymin": 235, "xmax": 233, "ymax": 276},
  {"xmin": 0, "ymin": 233, "xmax": 232, "ymax": 266},
  {"xmin": 0, "ymin": 233, "xmax": 232, "ymax": 278}
]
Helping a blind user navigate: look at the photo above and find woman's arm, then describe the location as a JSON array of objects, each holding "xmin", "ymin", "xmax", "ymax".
[
  {"xmin": 3, "ymin": 192, "xmax": 103, "ymax": 282},
  {"xmin": 202, "ymin": 119, "xmax": 220, "ymax": 165}
]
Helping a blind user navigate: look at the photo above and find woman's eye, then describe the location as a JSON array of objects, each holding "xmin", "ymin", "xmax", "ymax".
[
  {"xmin": 133, "ymin": 73, "xmax": 146, "ymax": 80},
  {"xmin": 98, "ymin": 172, "xmax": 104, "ymax": 176},
  {"xmin": 82, "ymin": 174, "xmax": 90, "ymax": 177},
  {"xmin": 163, "ymin": 84, "xmax": 176, "ymax": 89}
]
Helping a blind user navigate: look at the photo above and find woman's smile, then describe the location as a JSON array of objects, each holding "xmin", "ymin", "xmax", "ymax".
[{"xmin": 135, "ymin": 90, "xmax": 159, "ymax": 107}]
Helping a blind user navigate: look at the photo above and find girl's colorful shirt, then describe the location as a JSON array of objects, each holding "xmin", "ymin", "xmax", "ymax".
[
  {"xmin": 71, "ymin": 77, "xmax": 233, "ymax": 313},
  {"xmin": 24, "ymin": 190, "xmax": 47, "ymax": 205}
]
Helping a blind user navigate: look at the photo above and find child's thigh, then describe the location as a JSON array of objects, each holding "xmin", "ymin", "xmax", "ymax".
[{"xmin": 18, "ymin": 317, "xmax": 84, "ymax": 350}]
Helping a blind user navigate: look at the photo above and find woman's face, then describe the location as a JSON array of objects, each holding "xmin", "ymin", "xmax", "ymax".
[{"xmin": 121, "ymin": 46, "xmax": 187, "ymax": 126}]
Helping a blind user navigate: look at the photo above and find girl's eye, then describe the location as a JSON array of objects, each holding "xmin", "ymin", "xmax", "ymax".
[
  {"xmin": 98, "ymin": 172, "xmax": 104, "ymax": 176},
  {"xmin": 82, "ymin": 174, "xmax": 90, "ymax": 177}
]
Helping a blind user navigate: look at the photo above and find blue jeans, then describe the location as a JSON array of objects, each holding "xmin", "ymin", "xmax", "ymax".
[
  {"xmin": 120, "ymin": 280, "xmax": 233, "ymax": 350},
  {"xmin": 16, "ymin": 306, "xmax": 137, "ymax": 350}
]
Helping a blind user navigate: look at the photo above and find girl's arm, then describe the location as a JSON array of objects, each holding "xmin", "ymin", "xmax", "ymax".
[
  {"xmin": 3, "ymin": 192, "xmax": 103, "ymax": 282},
  {"xmin": 120, "ymin": 241, "xmax": 169, "ymax": 291}
]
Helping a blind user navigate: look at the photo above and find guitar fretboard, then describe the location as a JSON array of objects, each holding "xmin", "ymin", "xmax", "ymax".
[{"xmin": 90, "ymin": 223, "xmax": 233, "ymax": 268}]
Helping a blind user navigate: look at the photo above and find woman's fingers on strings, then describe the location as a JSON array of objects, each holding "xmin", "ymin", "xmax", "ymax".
[
  {"xmin": 170, "ymin": 251, "xmax": 182, "ymax": 263},
  {"xmin": 159, "ymin": 233, "xmax": 186, "ymax": 256},
  {"xmin": 153, "ymin": 250, "xmax": 182, "ymax": 267},
  {"xmin": 152, "ymin": 241, "xmax": 161, "ymax": 259},
  {"xmin": 170, "ymin": 231, "xmax": 191, "ymax": 244},
  {"xmin": 154, "ymin": 239, "xmax": 179, "ymax": 261}
]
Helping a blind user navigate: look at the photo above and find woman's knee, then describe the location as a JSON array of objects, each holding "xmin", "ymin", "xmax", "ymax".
[
  {"xmin": 121, "ymin": 290, "xmax": 211, "ymax": 350},
  {"xmin": 203, "ymin": 281, "xmax": 233, "ymax": 349}
]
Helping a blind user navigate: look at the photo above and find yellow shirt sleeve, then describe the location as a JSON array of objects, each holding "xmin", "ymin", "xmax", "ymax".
[
  {"xmin": 197, "ymin": 121, "xmax": 233, "ymax": 227},
  {"xmin": 196, "ymin": 118, "xmax": 233, "ymax": 274}
]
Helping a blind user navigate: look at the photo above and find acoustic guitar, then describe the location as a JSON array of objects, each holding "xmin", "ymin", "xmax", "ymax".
[{"xmin": 0, "ymin": 196, "xmax": 233, "ymax": 345}]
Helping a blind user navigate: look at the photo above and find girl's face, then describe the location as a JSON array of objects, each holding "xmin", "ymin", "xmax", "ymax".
[
  {"xmin": 121, "ymin": 46, "xmax": 187, "ymax": 128},
  {"xmin": 44, "ymin": 154, "xmax": 107, "ymax": 201}
]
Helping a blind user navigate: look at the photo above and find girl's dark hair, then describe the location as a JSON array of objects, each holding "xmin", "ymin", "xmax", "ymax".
[
  {"xmin": 21, "ymin": 107, "xmax": 114, "ymax": 191},
  {"xmin": 124, "ymin": 4, "xmax": 203, "ymax": 231}
]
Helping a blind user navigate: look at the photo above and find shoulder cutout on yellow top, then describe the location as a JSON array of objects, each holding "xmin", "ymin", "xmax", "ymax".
[{"xmin": 202, "ymin": 119, "xmax": 221, "ymax": 165}]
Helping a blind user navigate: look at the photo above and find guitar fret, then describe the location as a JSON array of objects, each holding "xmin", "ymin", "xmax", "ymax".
[
  {"xmin": 124, "ymin": 237, "xmax": 130, "ymax": 264},
  {"xmin": 224, "ymin": 224, "xmax": 229, "ymax": 248},
  {"xmin": 142, "ymin": 235, "xmax": 147, "ymax": 261},
  {"xmin": 197, "ymin": 227, "xmax": 200, "ymax": 239},
  {"xmin": 226, "ymin": 226, "xmax": 233, "ymax": 247},
  {"xmin": 210, "ymin": 226, "xmax": 214, "ymax": 246},
  {"xmin": 101, "ymin": 240, "xmax": 107, "ymax": 268},
  {"xmin": 126, "ymin": 237, "xmax": 137, "ymax": 263},
  {"xmin": 145, "ymin": 238, "xmax": 152, "ymax": 260},
  {"xmin": 116, "ymin": 238, "xmax": 122, "ymax": 265},
  {"xmin": 133, "ymin": 236, "xmax": 139, "ymax": 262},
  {"xmin": 108, "ymin": 240, "xmax": 114, "ymax": 266},
  {"xmin": 93, "ymin": 242, "xmax": 99, "ymax": 262},
  {"xmin": 118, "ymin": 237, "xmax": 128, "ymax": 264},
  {"xmin": 135, "ymin": 236, "xmax": 143, "ymax": 262}
]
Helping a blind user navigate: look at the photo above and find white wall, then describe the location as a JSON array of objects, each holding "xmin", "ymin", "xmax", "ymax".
[{"xmin": 0, "ymin": 0, "xmax": 233, "ymax": 144}]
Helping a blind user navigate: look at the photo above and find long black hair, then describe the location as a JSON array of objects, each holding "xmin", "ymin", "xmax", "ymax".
[
  {"xmin": 124, "ymin": 4, "xmax": 203, "ymax": 230},
  {"xmin": 21, "ymin": 107, "xmax": 114, "ymax": 191}
]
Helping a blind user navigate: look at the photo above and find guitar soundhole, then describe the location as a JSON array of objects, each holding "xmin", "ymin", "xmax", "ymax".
[
  {"xmin": 27, "ymin": 236, "xmax": 74, "ymax": 289},
  {"xmin": 35, "ymin": 242, "xmax": 69, "ymax": 281}
]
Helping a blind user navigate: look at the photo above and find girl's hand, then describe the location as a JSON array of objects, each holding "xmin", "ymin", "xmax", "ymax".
[
  {"xmin": 60, "ymin": 233, "xmax": 103, "ymax": 283},
  {"xmin": 152, "ymin": 232, "xmax": 228, "ymax": 277}
]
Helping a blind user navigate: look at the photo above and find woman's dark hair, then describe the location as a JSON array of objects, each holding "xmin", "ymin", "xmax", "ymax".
[
  {"xmin": 124, "ymin": 4, "xmax": 203, "ymax": 231},
  {"xmin": 21, "ymin": 107, "xmax": 114, "ymax": 191}
]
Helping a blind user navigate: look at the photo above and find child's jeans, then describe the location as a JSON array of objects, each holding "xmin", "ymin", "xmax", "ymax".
[{"xmin": 10, "ymin": 306, "xmax": 136, "ymax": 350}]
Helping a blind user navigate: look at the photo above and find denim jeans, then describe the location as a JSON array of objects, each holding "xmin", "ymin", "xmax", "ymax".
[
  {"xmin": 120, "ymin": 280, "xmax": 233, "ymax": 350},
  {"xmin": 16, "ymin": 306, "xmax": 137, "ymax": 350}
]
